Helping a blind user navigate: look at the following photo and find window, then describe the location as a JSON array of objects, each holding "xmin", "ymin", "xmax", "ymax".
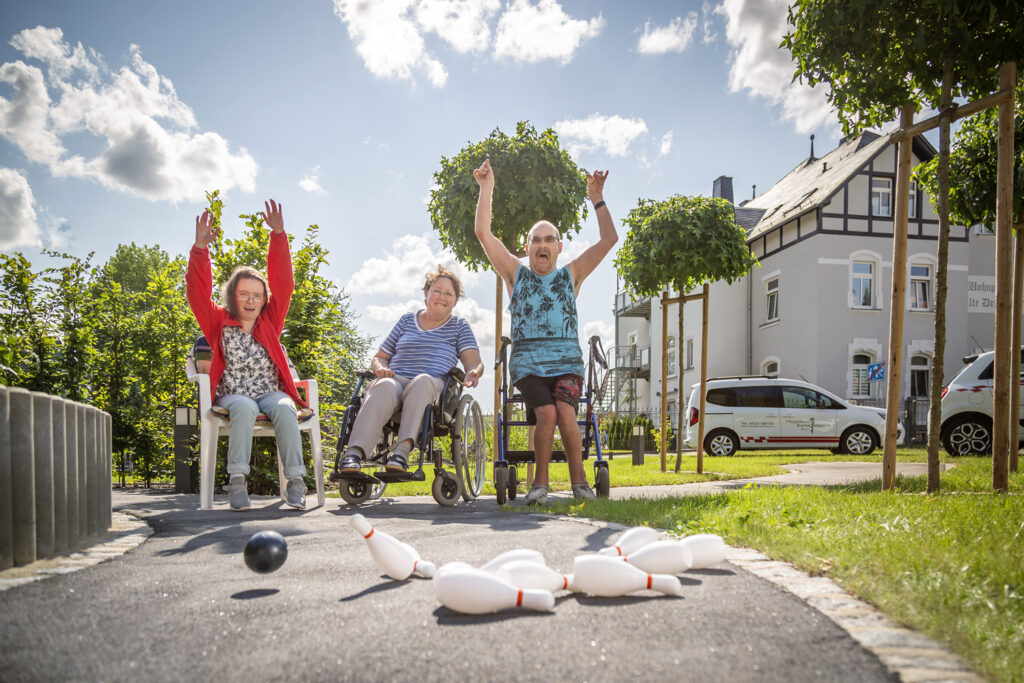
[
  {"xmin": 910, "ymin": 265, "xmax": 931, "ymax": 310},
  {"xmin": 667, "ymin": 336, "xmax": 677, "ymax": 377},
  {"xmin": 706, "ymin": 388, "xmax": 737, "ymax": 406},
  {"xmin": 685, "ymin": 339, "xmax": 694, "ymax": 369},
  {"xmin": 736, "ymin": 386, "xmax": 780, "ymax": 408},
  {"xmin": 781, "ymin": 387, "xmax": 823, "ymax": 409},
  {"xmin": 910, "ymin": 355, "xmax": 930, "ymax": 397},
  {"xmin": 852, "ymin": 353, "xmax": 872, "ymax": 397},
  {"xmin": 852, "ymin": 261, "xmax": 874, "ymax": 308},
  {"xmin": 766, "ymin": 278, "xmax": 779, "ymax": 322},
  {"xmin": 764, "ymin": 361, "xmax": 779, "ymax": 378},
  {"xmin": 908, "ymin": 180, "xmax": 918, "ymax": 218},
  {"xmin": 871, "ymin": 177, "xmax": 892, "ymax": 216}
]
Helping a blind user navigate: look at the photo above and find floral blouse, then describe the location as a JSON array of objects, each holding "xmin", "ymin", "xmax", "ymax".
[{"xmin": 215, "ymin": 326, "xmax": 282, "ymax": 399}]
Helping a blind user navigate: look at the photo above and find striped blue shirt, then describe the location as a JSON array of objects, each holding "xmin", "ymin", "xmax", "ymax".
[{"xmin": 380, "ymin": 312, "xmax": 478, "ymax": 378}]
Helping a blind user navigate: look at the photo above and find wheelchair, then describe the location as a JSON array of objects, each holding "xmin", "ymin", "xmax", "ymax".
[
  {"xmin": 330, "ymin": 368, "xmax": 487, "ymax": 507},
  {"xmin": 492, "ymin": 335, "xmax": 609, "ymax": 504}
]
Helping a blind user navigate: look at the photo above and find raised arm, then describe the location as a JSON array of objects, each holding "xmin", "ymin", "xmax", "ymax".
[
  {"xmin": 568, "ymin": 170, "xmax": 618, "ymax": 291},
  {"xmin": 262, "ymin": 199, "xmax": 294, "ymax": 334},
  {"xmin": 186, "ymin": 210, "xmax": 223, "ymax": 337},
  {"xmin": 473, "ymin": 159, "xmax": 520, "ymax": 292}
]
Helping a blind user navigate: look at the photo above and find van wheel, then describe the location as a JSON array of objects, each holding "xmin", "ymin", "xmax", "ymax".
[
  {"xmin": 704, "ymin": 429, "xmax": 739, "ymax": 457},
  {"xmin": 841, "ymin": 427, "xmax": 876, "ymax": 456},
  {"xmin": 941, "ymin": 415, "xmax": 992, "ymax": 456}
]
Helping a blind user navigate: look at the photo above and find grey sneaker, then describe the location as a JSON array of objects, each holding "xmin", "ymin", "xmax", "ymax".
[
  {"xmin": 229, "ymin": 475, "xmax": 250, "ymax": 511},
  {"xmin": 524, "ymin": 485, "xmax": 549, "ymax": 506},
  {"xmin": 286, "ymin": 477, "xmax": 306, "ymax": 510},
  {"xmin": 572, "ymin": 483, "xmax": 597, "ymax": 501}
]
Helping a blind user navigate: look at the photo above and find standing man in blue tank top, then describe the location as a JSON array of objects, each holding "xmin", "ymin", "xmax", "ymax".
[{"xmin": 473, "ymin": 159, "xmax": 618, "ymax": 505}]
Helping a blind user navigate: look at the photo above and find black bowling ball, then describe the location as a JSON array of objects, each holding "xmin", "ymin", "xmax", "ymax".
[{"xmin": 244, "ymin": 530, "xmax": 288, "ymax": 574}]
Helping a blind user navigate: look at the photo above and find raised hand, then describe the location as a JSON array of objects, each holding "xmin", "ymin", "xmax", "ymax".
[
  {"xmin": 194, "ymin": 210, "xmax": 219, "ymax": 249},
  {"xmin": 587, "ymin": 170, "xmax": 609, "ymax": 203},
  {"xmin": 261, "ymin": 199, "xmax": 284, "ymax": 233},
  {"xmin": 473, "ymin": 158, "xmax": 494, "ymax": 191}
]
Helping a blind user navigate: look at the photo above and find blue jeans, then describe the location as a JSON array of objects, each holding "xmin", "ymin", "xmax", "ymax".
[{"xmin": 214, "ymin": 391, "xmax": 305, "ymax": 478}]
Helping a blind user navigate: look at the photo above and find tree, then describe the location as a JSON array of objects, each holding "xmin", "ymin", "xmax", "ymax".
[
  {"xmin": 784, "ymin": 0, "xmax": 1024, "ymax": 492},
  {"xmin": 615, "ymin": 195, "xmax": 756, "ymax": 472}
]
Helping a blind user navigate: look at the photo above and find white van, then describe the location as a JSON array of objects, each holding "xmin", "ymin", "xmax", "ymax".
[
  {"xmin": 684, "ymin": 377, "xmax": 903, "ymax": 457},
  {"xmin": 939, "ymin": 348, "xmax": 1023, "ymax": 455}
]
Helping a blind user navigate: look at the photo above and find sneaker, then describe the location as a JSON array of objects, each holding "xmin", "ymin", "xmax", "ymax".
[
  {"xmin": 524, "ymin": 485, "xmax": 549, "ymax": 506},
  {"xmin": 385, "ymin": 451, "xmax": 408, "ymax": 472},
  {"xmin": 572, "ymin": 483, "xmax": 597, "ymax": 502},
  {"xmin": 286, "ymin": 477, "xmax": 306, "ymax": 510},
  {"xmin": 229, "ymin": 475, "xmax": 250, "ymax": 511},
  {"xmin": 340, "ymin": 452, "xmax": 362, "ymax": 471}
]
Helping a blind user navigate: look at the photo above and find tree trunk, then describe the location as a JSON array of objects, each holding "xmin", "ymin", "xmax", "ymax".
[
  {"xmin": 660, "ymin": 290, "xmax": 669, "ymax": 472},
  {"xmin": 696, "ymin": 283, "xmax": 709, "ymax": 475},
  {"xmin": 926, "ymin": 51, "xmax": 954, "ymax": 494},
  {"xmin": 883, "ymin": 105, "xmax": 915, "ymax": 491},
  {"xmin": 674, "ymin": 290, "xmax": 685, "ymax": 473},
  {"xmin": 1012, "ymin": 221, "xmax": 1024, "ymax": 474},
  {"xmin": 992, "ymin": 61, "xmax": 1017, "ymax": 492}
]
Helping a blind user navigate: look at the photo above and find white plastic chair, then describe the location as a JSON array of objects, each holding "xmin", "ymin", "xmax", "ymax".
[{"xmin": 186, "ymin": 354, "xmax": 326, "ymax": 510}]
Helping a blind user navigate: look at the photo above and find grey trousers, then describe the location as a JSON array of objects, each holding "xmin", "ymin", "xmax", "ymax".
[{"xmin": 347, "ymin": 374, "xmax": 445, "ymax": 457}]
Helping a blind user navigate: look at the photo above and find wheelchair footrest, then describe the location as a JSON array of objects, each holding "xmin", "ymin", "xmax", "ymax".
[
  {"xmin": 332, "ymin": 470, "xmax": 381, "ymax": 485},
  {"xmin": 504, "ymin": 450, "xmax": 568, "ymax": 464},
  {"xmin": 374, "ymin": 469, "xmax": 426, "ymax": 484}
]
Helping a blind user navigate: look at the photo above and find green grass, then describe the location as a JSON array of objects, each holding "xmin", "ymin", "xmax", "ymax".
[{"xmin": 535, "ymin": 458, "xmax": 1024, "ymax": 683}]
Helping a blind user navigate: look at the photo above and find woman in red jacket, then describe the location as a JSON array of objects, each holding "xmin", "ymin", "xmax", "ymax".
[{"xmin": 187, "ymin": 199, "xmax": 308, "ymax": 511}]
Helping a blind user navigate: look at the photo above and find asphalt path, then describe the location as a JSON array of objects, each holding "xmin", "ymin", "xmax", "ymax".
[{"xmin": 0, "ymin": 470, "xmax": 904, "ymax": 683}]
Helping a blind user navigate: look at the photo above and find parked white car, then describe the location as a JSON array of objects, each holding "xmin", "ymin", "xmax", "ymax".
[
  {"xmin": 684, "ymin": 377, "xmax": 904, "ymax": 457},
  {"xmin": 940, "ymin": 349, "xmax": 1022, "ymax": 455}
]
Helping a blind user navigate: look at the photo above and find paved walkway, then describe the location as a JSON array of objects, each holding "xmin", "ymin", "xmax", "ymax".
[{"xmin": 0, "ymin": 462, "xmax": 977, "ymax": 682}]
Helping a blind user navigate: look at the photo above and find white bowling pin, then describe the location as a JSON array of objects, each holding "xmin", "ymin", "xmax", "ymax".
[
  {"xmin": 495, "ymin": 559, "xmax": 575, "ymax": 593},
  {"xmin": 349, "ymin": 513, "xmax": 424, "ymax": 581},
  {"xmin": 573, "ymin": 554, "xmax": 681, "ymax": 597},
  {"xmin": 479, "ymin": 548, "xmax": 546, "ymax": 573},
  {"xmin": 435, "ymin": 561, "xmax": 474, "ymax": 577},
  {"xmin": 433, "ymin": 566, "xmax": 555, "ymax": 615},
  {"xmin": 598, "ymin": 526, "xmax": 659, "ymax": 557},
  {"xmin": 624, "ymin": 540, "xmax": 693, "ymax": 575},
  {"xmin": 681, "ymin": 534, "xmax": 727, "ymax": 569},
  {"xmin": 400, "ymin": 541, "xmax": 436, "ymax": 578}
]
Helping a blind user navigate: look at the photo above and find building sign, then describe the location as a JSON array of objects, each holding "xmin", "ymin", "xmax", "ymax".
[
  {"xmin": 867, "ymin": 362, "xmax": 886, "ymax": 382},
  {"xmin": 968, "ymin": 276, "xmax": 995, "ymax": 314}
]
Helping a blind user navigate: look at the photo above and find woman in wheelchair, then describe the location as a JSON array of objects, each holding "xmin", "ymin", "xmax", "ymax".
[
  {"xmin": 338, "ymin": 265, "xmax": 483, "ymax": 473},
  {"xmin": 186, "ymin": 200, "xmax": 309, "ymax": 511}
]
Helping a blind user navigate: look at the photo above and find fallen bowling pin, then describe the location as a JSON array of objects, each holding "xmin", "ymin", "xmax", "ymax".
[
  {"xmin": 435, "ymin": 561, "xmax": 474, "ymax": 577},
  {"xmin": 681, "ymin": 534, "xmax": 727, "ymax": 569},
  {"xmin": 433, "ymin": 566, "xmax": 555, "ymax": 615},
  {"xmin": 495, "ymin": 559, "xmax": 575, "ymax": 593},
  {"xmin": 479, "ymin": 548, "xmax": 545, "ymax": 573},
  {"xmin": 598, "ymin": 526, "xmax": 659, "ymax": 557},
  {"xmin": 624, "ymin": 540, "xmax": 693, "ymax": 575},
  {"xmin": 573, "ymin": 554, "xmax": 681, "ymax": 597},
  {"xmin": 348, "ymin": 513, "xmax": 433, "ymax": 580}
]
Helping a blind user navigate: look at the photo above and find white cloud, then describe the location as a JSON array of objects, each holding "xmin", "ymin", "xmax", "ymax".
[
  {"xmin": 0, "ymin": 27, "xmax": 257, "ymax": 202},
  {"xmin": 299, "ymin": 166, "xmax": 327, "ymax": 195},
  {"xmin": 367, "ymin": 298, "xmax": 423, "ymax": 321},
  {"xmin": 415, "ymin": 0, "xmax": 501, "ymax": 53},
  {"xmin": 581, "ymin": 319, "xmax": 613, "ymax": 352},
  {"xmin": 701, "ymin": 1, "xmax": 720, "ymax": 43},
  {"xmin": 346, "ymin": 233, "xmax": 480, "ymax": 297},
  {"xmin": 0, "ymin": 168, "xmax": 41, "ymax": 250},
  {"xmin": 555, "ymin": 114, "xmax": 648, "ymax": 158},
  {"xmin": 636, "ymin": 14, "xmax": 697, "ymax": 54},
  {"xmin": 718, "ymin": 0, "xmax": 834, "ymax": 134},
  {"xmin": 494, "ymin": 0, "xmax": 603, "ymax": 64},
  {"xmin": 659, "ymin": 130, "xmax": 673, "ymax": 156}
]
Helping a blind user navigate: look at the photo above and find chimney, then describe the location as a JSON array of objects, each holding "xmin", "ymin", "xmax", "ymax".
[
  {"xmin": 713, "ymin": 176, "xmax": 734, "ymax": 205},
  {"xmin": 809, "ymin": 134, "xmax": 816, "ymax": 160}
]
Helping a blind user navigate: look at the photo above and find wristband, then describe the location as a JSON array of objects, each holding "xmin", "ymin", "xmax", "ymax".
[{"xmin": 593, "ymin": 200, "xmax": 606, "ymax": 210}]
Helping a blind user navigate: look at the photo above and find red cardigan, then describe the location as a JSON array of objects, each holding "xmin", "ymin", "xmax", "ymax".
[{"xmin": 186, "ymin": 231, "xmax": 307, "ymax": 408}]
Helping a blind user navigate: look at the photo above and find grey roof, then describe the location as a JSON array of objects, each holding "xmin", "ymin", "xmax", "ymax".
[
  {"xmin": 743, "ymin": 132, "xmax": 890, "ymax": 240},
  {"xmin": 734, "ymin": 207, "xmax": 766, "ymax": 233}
]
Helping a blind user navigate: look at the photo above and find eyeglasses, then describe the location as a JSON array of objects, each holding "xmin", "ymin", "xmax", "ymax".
[
  {"xmin": 236, "ymin": 292, "xmax": 265, "ymax": 303},
  {"xmin": 530, "ymin": 235, "xmax": 559, "ymax": 245},
  {"xmin": 428, "ymin": 288, "xmax": 456, "ymax": 300}
]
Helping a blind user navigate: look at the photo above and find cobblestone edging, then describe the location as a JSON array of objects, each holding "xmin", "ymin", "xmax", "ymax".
[
  {"xmin": 550, "ymin": 516, "xmax": 982, "ymax": 683},
  {"xmin": 0, "ymin": 511, "xmax": 151, "ymax": 592}
]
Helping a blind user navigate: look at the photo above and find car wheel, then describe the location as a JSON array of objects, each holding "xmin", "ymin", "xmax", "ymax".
[
  {"xmin": 704, "ymin": 429, "xmax": 738, "ymax": 457},
  {"xmin": 942, "ymin": 415, "xmax": 992, "ymax": 456},
  {"xmin": 841, "ymin": 426, "xmax": 876, "ymax": 455}
]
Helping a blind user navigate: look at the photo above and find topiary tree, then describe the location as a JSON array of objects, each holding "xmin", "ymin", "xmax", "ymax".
[{"xmin": 615, "ymin": 195, "xmax": 756, "ymax": 473}]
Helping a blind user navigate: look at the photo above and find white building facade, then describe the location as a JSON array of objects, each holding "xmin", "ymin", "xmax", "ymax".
[{"xmin": 608, "ymin": 132, "xmax": 997, "ymax": 427}]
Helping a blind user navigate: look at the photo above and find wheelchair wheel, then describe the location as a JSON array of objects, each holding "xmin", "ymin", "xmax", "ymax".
[
  {"xmin": 339, "ymin": 480, "xmax": 373, "ymax": 505},
  {"xmin": 456, "ymin": 395, "xmax": 486, "ymax": 500},
  {"xmin": 595, "ymin": 464, "xmax": 610, "ymax": 498},
  {"xmin": 507, "ymin": 465, "xmax": 518, "ymax": 500},
  {"xmin": 431, "ymin": 471, "xmax": 462, "ymax": 507},
  {"xmin": 495, "ymin": 464, "xmax": 508, "ymax": 505}
]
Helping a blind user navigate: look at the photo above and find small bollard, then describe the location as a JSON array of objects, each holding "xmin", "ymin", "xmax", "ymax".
[{"xmin": 631, "ymin": 425, "xmax": 645, "ymax": 466}]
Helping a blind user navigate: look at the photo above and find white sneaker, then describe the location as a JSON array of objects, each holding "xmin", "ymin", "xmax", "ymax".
[
  {"xmin": 524, "ymin": 485, "xmax": 549, "ymax": 506},
  {"xmin": 572, "ymin": 483, "xmax": 597, "ymax": 501}
]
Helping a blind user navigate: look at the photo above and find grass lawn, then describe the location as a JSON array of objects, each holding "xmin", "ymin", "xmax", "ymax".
[{"xmin": 536, "ymin": 457, "xmax": 1024, "ymax": 683}]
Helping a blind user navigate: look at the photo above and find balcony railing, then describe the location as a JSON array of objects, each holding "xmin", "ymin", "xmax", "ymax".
[{"xmin": 615, "ymin": 291, "xmax": 652, "ymax": 318}]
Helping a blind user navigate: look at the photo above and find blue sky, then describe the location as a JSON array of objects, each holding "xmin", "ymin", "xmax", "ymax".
[{"xmin": 1, "ymin": 0, "xmax": 889, "ymax": 399}]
